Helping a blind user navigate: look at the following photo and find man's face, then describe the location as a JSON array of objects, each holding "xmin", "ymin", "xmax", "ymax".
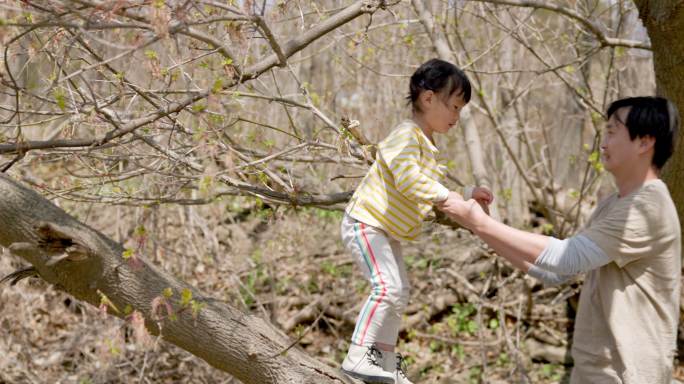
[{"xmin": 601, "ymin": 107, "xmax": 642, "ymax": 175}]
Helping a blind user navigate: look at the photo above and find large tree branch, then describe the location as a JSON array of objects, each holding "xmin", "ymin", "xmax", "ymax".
[{"xmin": 0, "ymin": 173, "xmax": 358, "ymax": 383}]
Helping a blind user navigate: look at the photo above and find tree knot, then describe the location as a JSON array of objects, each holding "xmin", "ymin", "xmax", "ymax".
[
  {"xmin": 35, "ymin": 222, "xmax": 92, "ymax": 265},
  {"xmin": 361, "ymin": 0, "xmax": 386, "ymax": 13}
]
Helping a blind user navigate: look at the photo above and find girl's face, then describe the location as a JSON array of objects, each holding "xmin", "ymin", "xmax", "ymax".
[{"xmin": 419, "ymin": 90, "xmax": 467, "ymax": 138}]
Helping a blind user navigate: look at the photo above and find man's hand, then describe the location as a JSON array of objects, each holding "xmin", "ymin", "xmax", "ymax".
[{"xmin": 437, "ymin": 195, "xmax": 489, "ymax": 232}]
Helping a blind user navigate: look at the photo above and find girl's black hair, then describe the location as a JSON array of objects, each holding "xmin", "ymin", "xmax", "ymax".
[
  {"xmin": 407, "ymin": 58, "xmax": 472, "ymax": 112},
  {"xmin": 607, "ymin": 96, "xmax": 679, "ymax": 170}
]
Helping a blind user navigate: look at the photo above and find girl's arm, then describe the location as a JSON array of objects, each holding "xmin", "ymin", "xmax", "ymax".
[{"xmin": 382, "ymin": 131, "xmax": 448, "ymax": 203}]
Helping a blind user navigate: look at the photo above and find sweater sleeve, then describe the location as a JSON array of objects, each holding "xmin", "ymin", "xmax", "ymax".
[{"xmin": 534, "ymin": 235, "xmax": 612, "ymax": 274}]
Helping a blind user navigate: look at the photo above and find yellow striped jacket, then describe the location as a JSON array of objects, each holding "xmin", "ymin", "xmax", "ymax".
[{"xmin": 346, "ymin": 120, "xmax": 449, "ymax": 241}]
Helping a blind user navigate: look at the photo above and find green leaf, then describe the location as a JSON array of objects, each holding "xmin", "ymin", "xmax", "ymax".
[
  {"xmin": 122, "ymin": 248, "xmax": 135, "ymax": 260},
  {"xmin": 309, "ymin": 92, "xmax": 320, "ymax": 106},
  {"xmin": 212, "ymin": 78, "xmax": 223, "ymax": 94},
  {"xmin": 465, "ymin": 320, "xmax": 478, "ymax": 334},
  {"xmin": 163, "ymin": 287, "xmax": 173, "ymax": 298},
  {"xmin": 496, "ymin": 352, "xmax": 508, "ymax": 366},
  {"xmin": 54, "ymin": 89, "xmax": 66, "ymax": 111},
  {"xmin": 135, "ymin": 225, "xmax": 146, "ymax": 237},
  {"xmin": 429, "ymin": 340, "xmax": 442, "ymax": 352},
  {"xmin": 144, "ymin": 50, "xmax": 158, "ymax": 60},
  {"xmin": 191, "ymin": 300, "xmax": 206, "ymax": 319},
  {"xmin": 588, "ymin": 150, "xmax": 600, "ymax": 163},
  {"xmin": 593, "ymin": 161, "xmax": 604, "ymax": 172},
  {"xmin": 181, "ymin": 288, "xmax": 193, "ymax": 307},
  {"xmin": 451, "ymin": 344, "xmax": 465, "ymax": 360}
]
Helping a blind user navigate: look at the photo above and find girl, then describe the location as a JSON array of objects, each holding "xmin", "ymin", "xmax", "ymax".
[{"xmin": 340, "ymin": 58, "xmax": 493, "ymax": 383}]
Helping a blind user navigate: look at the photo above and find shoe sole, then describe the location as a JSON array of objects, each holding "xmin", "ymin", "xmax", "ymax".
[{"xmin": 340, "ymin": 368, "xmax": 394, "ymax": 384}]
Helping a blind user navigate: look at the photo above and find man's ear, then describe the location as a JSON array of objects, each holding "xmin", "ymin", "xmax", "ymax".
[{"xmin": 638, "ymin": 135, "xmax": 656, "ymax": 154}]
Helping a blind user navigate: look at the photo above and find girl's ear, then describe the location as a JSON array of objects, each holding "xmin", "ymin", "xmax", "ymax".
[{"xmin": 420, "ymin": 90, "xmax": 435, "ymax": 109}]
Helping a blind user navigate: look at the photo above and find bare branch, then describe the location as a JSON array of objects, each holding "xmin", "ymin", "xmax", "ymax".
[
  {"xmin": 470, "ymin": 0, "xmax": 651, "ymax": 50},
  {"xmin": 0, "ymin": 0, "xmax": 389, "ymax": 156}
]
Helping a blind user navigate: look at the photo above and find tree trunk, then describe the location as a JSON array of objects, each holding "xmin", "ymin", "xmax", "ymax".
[{"xmin": 0, "ymin": 174, "xmax": 356, "ymax": 384}]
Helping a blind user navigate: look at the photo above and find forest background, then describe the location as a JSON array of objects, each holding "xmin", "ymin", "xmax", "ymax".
[{"xmin": 1, "ymin": 0, "xmax": 683, "ymax": 383}]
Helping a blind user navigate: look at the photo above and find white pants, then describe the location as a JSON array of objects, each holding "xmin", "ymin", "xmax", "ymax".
[{"xmin": 341, "ymin": 214, "xmax": 410, "ymax": 346}]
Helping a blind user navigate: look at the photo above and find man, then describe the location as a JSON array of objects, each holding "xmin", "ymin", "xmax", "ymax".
[{"xmin": 439, "ymin": 96, "xmax": 681, "ymax": 383}]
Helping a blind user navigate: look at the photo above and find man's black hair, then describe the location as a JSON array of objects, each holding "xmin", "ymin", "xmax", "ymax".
[{"xmin": 607, "ymin": 96, "xmax": 679, "ymax": 169}]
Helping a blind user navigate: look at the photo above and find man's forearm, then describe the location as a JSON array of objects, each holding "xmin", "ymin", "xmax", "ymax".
[{"xmin": 473, "ymin": 216, "xmax": 550, "ymax": 272}]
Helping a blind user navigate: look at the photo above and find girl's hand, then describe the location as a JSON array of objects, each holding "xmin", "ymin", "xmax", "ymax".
[{"xmin": 472, "ymin": 187, "xmax": 493, "ymax": 214}]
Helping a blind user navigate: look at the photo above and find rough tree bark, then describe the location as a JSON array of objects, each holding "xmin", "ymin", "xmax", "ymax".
[{"xmin": 0, "ymin": 180, "xmax": 359, "ymax": 382}]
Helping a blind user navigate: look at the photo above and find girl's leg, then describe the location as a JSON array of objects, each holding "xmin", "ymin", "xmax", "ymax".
[
  {"xmin": 368, "ymin": 237, "xmax": 410, "ymax": 354},
  {"xmin": 340, "ymin": 215, "xmax": 405, "ymax": 383},
  {"xmin": 341, "ymin": 215, "xmax": 410, "ymax": 348},
  {"xmin": 376, "ymin": 236, "xmax": 415, "ymax": 384}
]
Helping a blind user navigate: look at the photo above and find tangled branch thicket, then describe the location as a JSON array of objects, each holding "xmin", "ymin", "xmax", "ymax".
[{"xmin": 1, "ymin": 0, "xmax": 677, "ymax": 383}]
